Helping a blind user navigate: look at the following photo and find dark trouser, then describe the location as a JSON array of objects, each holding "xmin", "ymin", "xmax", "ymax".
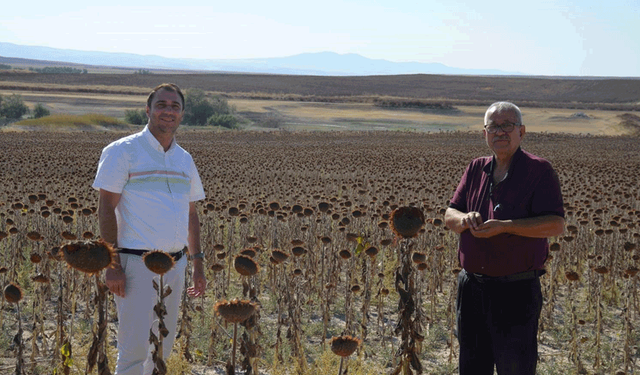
[{"xmin": 456, "ymin": 269, "xmax": 543, "ymax": 375}]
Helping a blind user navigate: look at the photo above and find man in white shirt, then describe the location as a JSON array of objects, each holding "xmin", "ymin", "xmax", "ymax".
[{"xmin": 93, "ymin": 83, "xmax": 206, "ymax": 375}]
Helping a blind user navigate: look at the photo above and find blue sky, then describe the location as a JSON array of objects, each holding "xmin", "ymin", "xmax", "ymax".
[{"xmin": 1, "ymin": 0, "xmax": 638, "ymax": 76}]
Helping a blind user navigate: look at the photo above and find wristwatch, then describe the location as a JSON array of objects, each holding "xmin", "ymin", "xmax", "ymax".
[{"xmin": 190, "ymin": 252, "xmax": 205, "ymax": 261}]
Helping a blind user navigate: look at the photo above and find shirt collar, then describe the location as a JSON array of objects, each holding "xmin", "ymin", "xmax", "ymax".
[
  {"xmin": 482, "ymin": 147, "xmax": 524, "ymax": 176},
  {"xmin": 142, "ymin": 125, "xmax": 177, "ymax": 153}
]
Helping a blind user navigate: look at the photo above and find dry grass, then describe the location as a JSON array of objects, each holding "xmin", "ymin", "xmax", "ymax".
[
  {"xmin": 1, "ymin": 89, "xmax": 635, "ymax": 135},
  {"xmin": 6, "ymin": 113, "xmax": 134, "ymax": 132}
]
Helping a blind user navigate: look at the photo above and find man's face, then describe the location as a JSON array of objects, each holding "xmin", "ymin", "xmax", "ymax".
[
  {"xmin": 483, "ymin": 109, "xmax": 525, "ymax": 157},
  {"xmin": 146, "ymin": 89, "xmax": 184, "ymax": 136}
]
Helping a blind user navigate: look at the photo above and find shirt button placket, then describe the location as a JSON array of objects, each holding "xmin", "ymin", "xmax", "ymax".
[{"xmin": 166, "ymin": 153, "xmax": 179, "ymax": 250}]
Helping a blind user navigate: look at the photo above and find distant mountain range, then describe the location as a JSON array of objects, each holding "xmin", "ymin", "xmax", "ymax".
[{"xmin": 0, "ymin": 42, "xmax": 521, "ymax": 76}]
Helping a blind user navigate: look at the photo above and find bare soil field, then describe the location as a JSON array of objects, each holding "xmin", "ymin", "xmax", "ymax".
[{"xmin": 2, "ymin": 71, "xmax": 640, "ymax": 107}]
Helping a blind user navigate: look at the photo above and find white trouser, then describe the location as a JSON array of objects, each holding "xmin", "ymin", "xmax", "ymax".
[{"xmin": 114, "ymin": 253, "xmax": 187, "ymax": 375}]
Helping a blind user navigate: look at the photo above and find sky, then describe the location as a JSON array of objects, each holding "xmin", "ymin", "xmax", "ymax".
[{"xmin": 1, "ymin": 0, "xmax": 639, "ymax": 77}]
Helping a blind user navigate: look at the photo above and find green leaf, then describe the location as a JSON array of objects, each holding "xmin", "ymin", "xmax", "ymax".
[
  {"xmin": 60, "ymin": 343, "xmax": 70, "ymax": 358},
  {"xmin": 354, "ymin": 236, "xmax": 370, "ymax": 255}
]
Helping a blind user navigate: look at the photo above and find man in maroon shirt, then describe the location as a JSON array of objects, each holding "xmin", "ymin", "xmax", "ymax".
[{"xmin": 445, "ymin": 101, "xmax": 564, "ymax": 375}]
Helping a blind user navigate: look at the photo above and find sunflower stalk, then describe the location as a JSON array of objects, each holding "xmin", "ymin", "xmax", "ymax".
[
  {"xmin": 393, "ymin": 238, "xmax": 423, "ymax": 375},
  {"xmin": 150, "ymin": 275, "xmax": 171, "ymax": 375},
  {"xmin": 15, "ymin": 302, "xmax": 25, "ymax": 375}
]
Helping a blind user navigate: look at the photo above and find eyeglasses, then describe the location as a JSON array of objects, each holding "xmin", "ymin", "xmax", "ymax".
[{"xmin": 484, "ymin": 122, "xmax": 521, "ymax": 134}]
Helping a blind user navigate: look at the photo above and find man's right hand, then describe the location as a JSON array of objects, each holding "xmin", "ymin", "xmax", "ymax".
[
  {"xmin": 462, "ymin": 211, "xmax": 483, "ymax": 231},
  {"xmin": 106, "ymin": 265, "xmax": 126, "ymax": 298}
]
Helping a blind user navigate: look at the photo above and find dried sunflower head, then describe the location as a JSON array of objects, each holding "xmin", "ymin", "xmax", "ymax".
[
  {"xmin": 339, "ymin": 250, "xmax": 352, "ymax": 260},
  {"xmin": 390, "ymin": 206, "xmax": 425, "ymax": 238},
  {"xmin": 364, "ymin": 246, "xmax": 379, "ymax": 257},
  {"xmin": 412, "ymin": 252, "xmax": 427, "ymax": 264},
  {"xmin": 271, "ymin": 249, "xmax": 289, "ymax": 264},
  {"xmin": 60, "ymin": 239, "xmax": 116, "ymax": 274},
  {"xmin": 143, "ymin": 250, "xmax": 175, "ymax": 275},
  {"xmin": 210, "ymin": 263, "xmax": 225, "ymax": 272},
  {"xmin": 234, "ymin": 255, "xmax": 259, "ymax": 276},
  {"xmin": 30, "ymin": 252, "xmax": 43, "ymax": 264},
  {"xmin": 330, "ymin": 335, "xmax": 362, "ymax": 357},
  {"xmin": 565, "ymin": 271, "xmax": 580, "ymax": 281},
  {"xmin": 214, "ymin": 299, "xmax": 258, "ymax": 323},
  {"xmin": 31, "ymin": 274, "xmax": 50, "ymax": 283},
  {"xmin": 4, "ymin": 283, "xmax": 23, "ymax": 303},
  {"xmin": 291, "ymin": 246, "xmax": 307, "ymax": 257},
  {"xmin": 239, "ymin": 248, "xmax": 257, "ymax": 258}
]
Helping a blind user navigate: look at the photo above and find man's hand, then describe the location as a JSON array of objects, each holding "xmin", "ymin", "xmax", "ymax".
[
  {"xmin": 471, "ymin": 215, "xmax": 565, "ymax": 239},
  {"xmin": 187, "ymin": 261, "xmax": 206, "ymax": 297},
  {"xmin": 461, "ymin": 211, "xmax": 483, "ymax": 231},
  {"xmin": 445, "ymin": 208, "xmax": 484, "ymax": 234},
  {"xmin": 470, "ymin": 219, "xmax": 505, "ymax": 238},
  {"xmin": 106, "ymin": 265, "xmax": 126, "ymax": 298}
]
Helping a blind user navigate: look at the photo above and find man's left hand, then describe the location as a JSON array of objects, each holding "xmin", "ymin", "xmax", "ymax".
[
  {"xmin": 470, "ymin": 219, "xmax": 505, "ymax": 238},
  {"xmin": 187, "ymin": 262, "xmax": 206, "ymax": 297}
]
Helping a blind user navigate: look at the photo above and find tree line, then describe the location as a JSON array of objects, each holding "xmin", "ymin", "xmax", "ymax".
[{"xmin": 29, "ymin": 66, "xmax": 88, "ymax": 74}]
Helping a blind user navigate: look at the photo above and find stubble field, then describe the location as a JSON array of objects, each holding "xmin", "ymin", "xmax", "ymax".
[{"xmin": 0, "ymin": 129, "xmax": 639, "ymax": 375}]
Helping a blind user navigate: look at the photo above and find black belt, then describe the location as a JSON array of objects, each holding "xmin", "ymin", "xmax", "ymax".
[
  {"xmin": 469, "ymin": 269, "xmax": 546, "ymax": 283},
  {"xmin": 119, "ymin": 247, "xmax": 187, "ymax": 262}
]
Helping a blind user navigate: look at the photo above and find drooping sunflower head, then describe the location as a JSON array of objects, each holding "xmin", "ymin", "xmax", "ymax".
[
  {"xmin": 4, "ymin": 283, "xmax": 23, "ymax": 304},
  {"xmin": 60, "ymin": 239, "xmax": 116, "ymax": 275},
  {"xmin": 214, "ymin": 299, "xmax": 258, "ymax": 323},
  {"xmin": 142, "ymin": 250, "xmax": 176, "ymax": 275},
  {"xmin": 234, "ymin": 255, "xmax": 259, "ymax": 276},
  {"xmin": 389, "ymin": 206, "xmax": 425, "ymax": 238},
  {"xmin": 330, "ymin": 335, "xmax": 362, "ymax": 357}
]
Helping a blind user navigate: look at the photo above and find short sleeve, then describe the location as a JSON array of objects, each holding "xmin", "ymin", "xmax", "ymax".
[
  {"xmin": 531, "ymin": 165, "xmax": 564, "ymax": 218},
  {"xmin": 92, "ymin": 143, "xmax": 129, "ymax": 194},
  {"xmin": 449, "ymin": 163, "xmax": 472, "ymax": 213},
  {"xmin": 188, "ymin": 158, "xmax": 206, "ymax": 202}
]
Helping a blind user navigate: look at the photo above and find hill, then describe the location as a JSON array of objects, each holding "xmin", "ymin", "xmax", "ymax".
[{"xmin": 1, "ymin": 42, "xmax": 518, "ymax": 76}]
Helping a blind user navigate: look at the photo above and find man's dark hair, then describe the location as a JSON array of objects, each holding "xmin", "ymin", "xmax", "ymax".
[{"xmin": 146, "ymin": 83, "xmax": 185, "ymax": 111}]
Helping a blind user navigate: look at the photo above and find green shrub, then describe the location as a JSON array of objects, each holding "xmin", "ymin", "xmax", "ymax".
[
  {"xmin": 206, "ymin": 114, "xmax": 239, "ymax": 129},
  {"xmin": 1, "ymin": 94, "xmax": 29, "ymax": 119},
  {"xmin": 30, "ymin": 66, "xmax": 85, "ymax": 74},
  {"xmin": 124, "ymin": 109, "xmax": 148, "ymax": 125},
  {"xmin": 33, "ymin": 103, "xmax": 51, "ymax": 119},
  {"xmin": 183, "ymin": 88, "xmax": 235, "ymax": 126}
]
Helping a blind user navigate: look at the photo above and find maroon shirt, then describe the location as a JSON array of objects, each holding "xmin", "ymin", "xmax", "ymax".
[{"xmin": 449, "ymin": 148, "xmax": 564, "ymax": 277}]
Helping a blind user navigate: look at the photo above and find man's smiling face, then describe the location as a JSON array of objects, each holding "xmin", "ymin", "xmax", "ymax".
[{"xmin": 146, "ymin": 88, "xmax": 184, "ymax": 137}]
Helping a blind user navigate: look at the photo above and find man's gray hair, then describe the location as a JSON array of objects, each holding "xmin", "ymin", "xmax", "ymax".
[{"xmin": 484, "ymin": 101, "xmax": 522, "ymax": 125}]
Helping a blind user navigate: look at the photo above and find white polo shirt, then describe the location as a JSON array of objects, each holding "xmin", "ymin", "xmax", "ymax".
[{"xmin": 92, "ymin": 125, "xmax": 205, "ymax": 252}]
